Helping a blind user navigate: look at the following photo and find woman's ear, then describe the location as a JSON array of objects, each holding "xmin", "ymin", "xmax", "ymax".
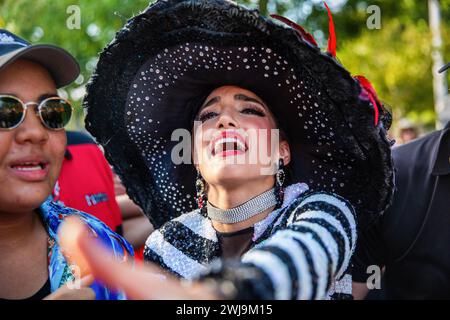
[{"xmin": 279, "ymin": 140, "xmax": 291, "ymax": 166}]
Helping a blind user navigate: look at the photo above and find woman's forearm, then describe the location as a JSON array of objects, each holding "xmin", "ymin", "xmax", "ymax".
[
  {"xmin": 123, "ymin": 215, "xmax": 154, "ymax": 249},
  {"xmin": 117, "ymin": 194, "xmax": 145, "ymax": 220}
]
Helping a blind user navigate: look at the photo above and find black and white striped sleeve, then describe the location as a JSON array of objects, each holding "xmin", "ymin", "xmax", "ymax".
[{"xmin": 203, "ymin": 191, "xmax": 357, "ymax": 300}]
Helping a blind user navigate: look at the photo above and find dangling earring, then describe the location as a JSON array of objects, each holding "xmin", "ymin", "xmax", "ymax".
[
  {"xmin": 195, "ymin": 170, "xmax": 207, "ymax": 215},
  {"xmin": 275, "ymin": 158, "xmax": 285, "ymax": 207}
]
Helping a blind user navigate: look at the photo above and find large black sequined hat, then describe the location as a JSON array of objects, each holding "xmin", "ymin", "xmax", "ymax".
[{"xmin": 84, "ymin": 0, "xmax": 394, "ymax": 229}]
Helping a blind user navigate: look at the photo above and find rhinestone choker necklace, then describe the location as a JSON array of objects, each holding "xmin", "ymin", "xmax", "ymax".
[{"xmin": 206, "ymin": 188, "xmax": 277, "ymax": 224}]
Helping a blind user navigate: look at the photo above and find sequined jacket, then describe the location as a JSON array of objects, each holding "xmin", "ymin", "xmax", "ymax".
[
  {"xmin": 40, "ymin": 198, "xmax": 134, "ymax": 300},
  {"xmin": 144, "ymin": 183, "xmax": 357, "ymax": 300}
]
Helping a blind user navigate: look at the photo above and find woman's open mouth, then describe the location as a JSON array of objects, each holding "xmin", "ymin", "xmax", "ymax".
[
  {"xmin": 9, "ymin": 160, "xmax": 50, "ymax": 182},
  {"xmin": 210, "ymin": 132, "xmax": 248, "ymax": 158}
]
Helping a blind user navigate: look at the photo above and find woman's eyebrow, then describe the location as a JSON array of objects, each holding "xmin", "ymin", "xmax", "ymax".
[
  {"xmin": 234, "ymin": 94, "xmax": 265, "ymax": 108},
  {"xmin": 201, "ymin": 96, "xmax": 220, "ymax": 109},
  {"xmin": 38, "ymin": 93, "xmax": 60, "ymax": 102}
]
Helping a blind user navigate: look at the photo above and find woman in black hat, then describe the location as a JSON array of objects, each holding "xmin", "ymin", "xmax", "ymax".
[{"xmin": 67, "ymin": 0, "xmax": 394, "ymax": 300}]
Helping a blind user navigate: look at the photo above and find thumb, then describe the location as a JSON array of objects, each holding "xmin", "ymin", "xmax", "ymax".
[
  {"xmin": 78, "ymin": 229, "xmax": 172, "ymax": 299},
  {"xmin": 58, "ymin": 216, "xmax": 93, "ymax": 277},
  {"xmin": 60, "ymin": 216, "xmax": 189, "ymax": 299},
  {"xmin": 59, "ymin": 216, "xmax": 168, "ymax": 299},
  {"xmin": 80, "ymin": 274, "xmax": 95, "ymax": 287}
]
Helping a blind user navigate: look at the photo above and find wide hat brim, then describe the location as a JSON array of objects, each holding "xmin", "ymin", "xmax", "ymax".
[{"xmin": 84, "ymin": 0, "xmax": 394, "ymax": 229}]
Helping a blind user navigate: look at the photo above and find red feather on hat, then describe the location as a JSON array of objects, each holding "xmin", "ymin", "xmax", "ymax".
[
  {"xmin": 270, "ymin": 14, "xmax": 318, "ymax": 47},
  {"xmin": 324, "ymin": 2, "xmax": 336, "ymax": 57},
  {"xmin": 354, "ymin": 75, "xmax": 382, "ymax": 126},
  {"xmin": 271, "ymin": 4, "xmax": 381, "ymax": 126}
]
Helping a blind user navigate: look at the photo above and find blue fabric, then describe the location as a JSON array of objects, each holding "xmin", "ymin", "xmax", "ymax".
[{"xmin": 39, "ymin": 197, "xmax": 134, "ymax": 300}]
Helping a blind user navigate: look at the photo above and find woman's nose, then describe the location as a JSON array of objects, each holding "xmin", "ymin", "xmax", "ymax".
[
  {"xmin": 14, "ymin": 105, "xmax": 49, "ymax": 145},
  {"xmin": 216, "ymin": 111, "xmax": 238, "ymax": 129}
]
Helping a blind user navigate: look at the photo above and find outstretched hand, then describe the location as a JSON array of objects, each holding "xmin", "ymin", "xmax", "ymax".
[{"xmin": 58, "ymin": 216, "xmax": 219, "ymax": 300}]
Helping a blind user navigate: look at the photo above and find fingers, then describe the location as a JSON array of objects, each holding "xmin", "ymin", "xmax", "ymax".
[
  {"xmin": 58, "ymin": 216, "xmax": 158, "ymax": 299},
  {"xmin": 75, "ymin": 287, "xmax": 96, "ymax": 300},
  {"xmin": 55, "ymin": 287, "xmax": 95, "ymax": 300},
  {"xmin": 79, "ymin": 235, "xmax": 219, "ymax": 299},
  {"xmin": 59, "ymin": 216, "xmax": 216, "ymax": 300},
  {"xmin": 58, "ymin": 216, "xmax": 92, "ymax": 277},
  {"xmin": 77, "ymin": 231, "xmax": 168, "ymax": 299},
  {"xmin": 80, "ymin": 274, "xmax": 95, "ymax": 287}
]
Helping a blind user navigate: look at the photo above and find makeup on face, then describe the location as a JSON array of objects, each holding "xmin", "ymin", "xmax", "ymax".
[
  {"xmin": 197, "ymin": 93, "xmax": 268, "ymax": 123},
  {"xmin": 209, "ymin": 129, "xmax": 248, "ymax": 158},
  {"xmin": 193, "ymin": 87, "xmax": 283, "ymax": 174}
]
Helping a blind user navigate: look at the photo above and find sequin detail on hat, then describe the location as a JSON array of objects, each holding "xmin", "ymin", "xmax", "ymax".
[{"xmin": 125, "ymin": 42, "xmax": 354, "ymax": 220}]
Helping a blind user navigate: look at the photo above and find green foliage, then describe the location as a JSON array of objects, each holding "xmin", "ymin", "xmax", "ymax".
[
  {"xmin": 0, "ymin": 0, "xmax": 448, "ymax": 131},
  {"xmin": 327, "ymin": 0, "xmax": 450, "ymax": 130},
  {"xmin": 0, "ymin": 0, "xmax": 150, "ymax": 129}
]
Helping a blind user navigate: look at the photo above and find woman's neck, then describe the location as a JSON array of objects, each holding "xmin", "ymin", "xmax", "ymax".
[
  {"xmin": 207, "ymin": 178, "xmax": 276, "ymax": 233},
  {"xmin": 0, "ymin": 209, "xmax": 49, "ymax": 299},
  {"xmin": 0, "ymin": 210, "xmax": 42, "ymax": 250}
]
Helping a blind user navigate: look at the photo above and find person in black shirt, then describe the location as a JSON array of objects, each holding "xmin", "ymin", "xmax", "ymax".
[{"xmin": 353, "ymin": 119, "xmax": 450, "ymax": 299}]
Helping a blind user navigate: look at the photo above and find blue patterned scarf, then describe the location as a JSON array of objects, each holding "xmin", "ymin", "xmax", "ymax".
[{"xmin": 39, "ymin": 198, "xmax": 134, "ymax": 300}]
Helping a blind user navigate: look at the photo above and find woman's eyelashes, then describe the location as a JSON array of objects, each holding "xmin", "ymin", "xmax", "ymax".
[
  {"xmin": 198, "ymin": 105, "xmax": 265, "ymax": 122},
  {"xmin": 241, "ymin": 106, "xmax": 265, "ymax": 117},
  {"xmin": 198, "ymin": 111, "xmax": 218, "ymax": 122}
]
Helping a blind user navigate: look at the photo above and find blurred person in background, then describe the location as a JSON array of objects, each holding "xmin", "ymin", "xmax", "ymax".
[
  {"xmin": 113, "ymin": 173, "xmax": 154, "ymax": 261},
  {"xmin": 397, "ymin": 119, "xmax": 419, "ymax": 145},
  {"xmin": 52, "ymin": 126, "xmax": 153, "ymax": 259},
  {"xmin": 52, "ymin": 130, "xmax": 124, "ymax": 235},
  {"xmin": 52, "ymin": 128, "xmax": 153, "ymax": 257}
]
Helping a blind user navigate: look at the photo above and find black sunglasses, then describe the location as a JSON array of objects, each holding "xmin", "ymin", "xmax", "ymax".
[{"xmin": 0, "ymin": 95, "xmax": 72, "ymax": 130}]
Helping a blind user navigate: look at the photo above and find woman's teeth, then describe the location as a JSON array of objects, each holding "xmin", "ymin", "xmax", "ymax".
[
  {"xmin": 213, "ymin": 137, "xmax": 246, "ymax": 155},
  {"xmin": 13, "ymin": 163, "xmax": 45, "ymax": 171}
]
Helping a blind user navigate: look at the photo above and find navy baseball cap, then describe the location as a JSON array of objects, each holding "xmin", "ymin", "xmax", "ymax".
[
  {"xmin": 438, "ymin": 62, "xmax": 449, "ymax": 73},
  {"xmin": 0, "ymin": 29, "xmax": 79, "ymax": 88}
]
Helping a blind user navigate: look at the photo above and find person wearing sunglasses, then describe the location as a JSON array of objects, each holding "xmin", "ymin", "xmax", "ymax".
[{"xmin": 0, "ymin": 29, "xmax": 133, "ymax": 300}]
